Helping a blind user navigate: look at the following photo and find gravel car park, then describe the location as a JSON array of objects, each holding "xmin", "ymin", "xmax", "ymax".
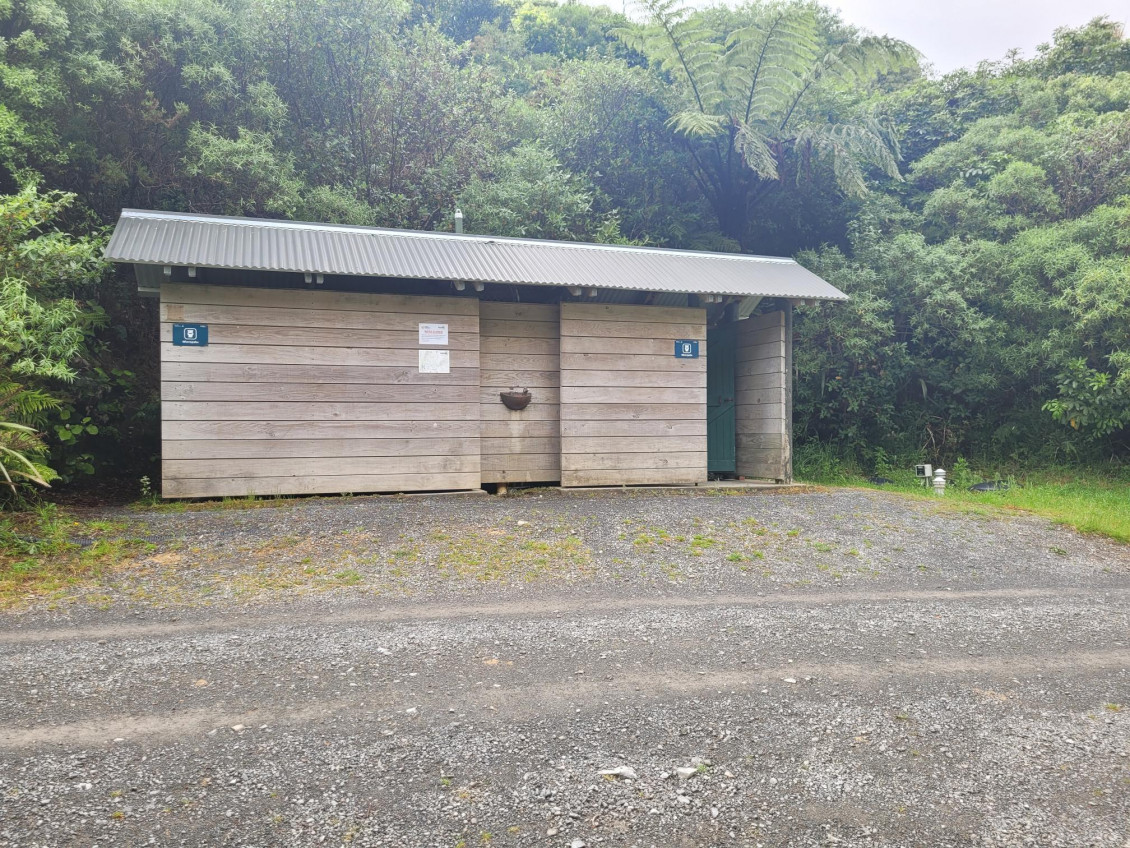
[{"xmin": 1, "ymin": 487, "xmax": 1128, "ymax": 847}]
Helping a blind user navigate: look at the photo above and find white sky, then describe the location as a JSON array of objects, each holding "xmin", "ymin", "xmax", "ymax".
[
  {"xmin": 591, "ymin": 0, "xmax": 1129, "ymax": 73},
  {"xmin": 825, "ymin": 0, "xmax": 1128, "ymax": 73}
]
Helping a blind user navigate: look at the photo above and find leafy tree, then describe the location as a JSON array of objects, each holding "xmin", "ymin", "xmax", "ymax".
[
  {"xmin": 0, "ymin": 186, "xmax": 104, "ymax": 377},
  {"xmin": 540, "ymin": 59, "xmax": 705, "ymax": 245},
  {"xmin": 514, "ymin": 1, "xmax": 573, "ymax": 56},
  {"xmin": 795, "ymin": 221, "xmax": 1008, "ymax": 463},
  {"xmin": 262, "ymin": 6, "xmax": 507, "ymax": 228},
  {"xmin": 796, "ymin": 186, "xmax": 1130, "ymax": 465},
  {"xmin": 408, "ymin": 0, "xmax": 513, "ymax": 44},
  {"xmin": 459, "ymin": 142, "xmax": 599, "ymax": 239},
  {"xmin": 0, "ymin": 0, "xmax": 1125, "ymax": 487},
  {"xmin": 0, "ymin": 185, "xmax": 105, "ymax": 491},
  {"xmin": 874, "ymin": 66, "xmax": 1025, "ymax": 167},
  {"xmin": 184, "ymin": 126, "xmax": 304, "ymax": 218},
  {"xmin": 1044, "ymin": 360, "xmax": 1130, "ymax": 440},
  {"xmin": 512, "ymin": 0, "xmax": 627, "ymax": 59},
  {"xmin": 1031, "ymin": 17, "xmax": 1130, "ymax": 79}
]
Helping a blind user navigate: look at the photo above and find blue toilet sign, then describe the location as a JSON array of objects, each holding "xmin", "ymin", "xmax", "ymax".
[
  {"xmin": 674, "ymin": 339, "xmax": 699, "ymax": 359},
  {"xmin": 172, "ymin": 323, "xmax": 209, "ymax": 346}
]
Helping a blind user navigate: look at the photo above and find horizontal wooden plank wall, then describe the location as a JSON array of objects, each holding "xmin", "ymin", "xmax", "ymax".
[
  {"xmin": 560, "ymin": 303, "xmax": 707, "ymax": 487},
  {"xmin": 734, "ymin": 309, "xmax": 792, "ymax": 481},
  {"xmin": 160, "ymin": 283, "xmax": 480, "ymax": 497},
  {"xmin": 479, "ymin": 302, "xmax": 560, "ymax": 484}
]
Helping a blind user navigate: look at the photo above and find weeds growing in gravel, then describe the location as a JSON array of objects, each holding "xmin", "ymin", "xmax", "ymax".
[
  {"xmin": 0, "ymin": 504, "xmax": 155, "ymax": 606},
  {"xmin": 430, "ymin": 528, "xmax": 592, "ymax": 581},
  {"xmin": 131, "ymin": 493, "xmax": 294, "ymax": 513}
]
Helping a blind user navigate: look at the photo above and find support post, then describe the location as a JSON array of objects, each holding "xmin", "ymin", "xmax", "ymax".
[{"xmin": 784, "ymin": 301, "xmax": 794, "ymax": 483}]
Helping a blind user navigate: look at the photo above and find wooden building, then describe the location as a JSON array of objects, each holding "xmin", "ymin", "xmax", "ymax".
[{"xmin": 105, "ymin": 211, "xmax": 847, "ymax": 498}]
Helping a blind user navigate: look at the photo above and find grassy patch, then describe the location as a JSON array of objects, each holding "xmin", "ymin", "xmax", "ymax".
[
  {"xmin": 428, "ymin": 527, "xmax": 592, "ymax": 582},
  {"xmin": 923, "ymin": 480, "xmax": 1128, "ymax": 543},
  {"xmin": 803, "ymin": 470, "xmax": 1130, "ymax": 545},
  {"xmin": 629, "ymin": 527, "xmax": 682, "ymax": 548},
  {"xmin": 334, "ymin": 568, "xmax": 363, "ymax": 585},
  {"xmin": 979, "ymin": 481, "xmax": 1130, "ymax": 543},
  {"xmin": 726, "ymin": 551, "xmax": 764, "ymax": 564},
  {"xmin": 0, "ymin": 505, "xmax": 156, "ymax": 606},
  {"xmin": 689, "ymin": 534, "xmax": 717, "ymax": 550}
]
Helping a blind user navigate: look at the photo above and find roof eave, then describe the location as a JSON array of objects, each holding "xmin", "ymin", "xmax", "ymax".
[{"xmin": 119, "ymin": 259, "xmax": 849, "ymax": 302}]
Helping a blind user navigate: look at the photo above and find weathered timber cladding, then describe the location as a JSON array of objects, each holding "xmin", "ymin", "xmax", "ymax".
[
  {"xmin": 560, "ymin": 303, "xmax": 707, "ymax": 487},
  {"xmin": 479, "ymin": 302, "xmax": 560, "ymax": 484},
  {"xmin": 734, "ymin": 310, "xmax": 792, "ymax": 481},
  {"xmin": 160, "ymin": 284, "xmax": 480, "ymax": 497}
]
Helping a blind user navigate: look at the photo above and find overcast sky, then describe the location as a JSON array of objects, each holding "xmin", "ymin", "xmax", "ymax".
[
  {"xmin": 825, "ymin": 0, "xmax": 1127, "ymax": 72},
  {"xmin": 594, "ymin": 0, "xmax": 1128, "ymax": 74}
]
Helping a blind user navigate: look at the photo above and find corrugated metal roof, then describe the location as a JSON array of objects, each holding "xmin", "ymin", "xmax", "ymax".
[{"xmin": 104, "ymin": 209, "xmax": 848, "ymax": 301}]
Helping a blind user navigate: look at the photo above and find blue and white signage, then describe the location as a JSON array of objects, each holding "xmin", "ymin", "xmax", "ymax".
[
  {"xmin": 172, "ymin": 323, "xmax": 209, "ymax": 346},
  {"xmin": 674, "ymin": 339, "xmax": 699, "ymax": 359}
]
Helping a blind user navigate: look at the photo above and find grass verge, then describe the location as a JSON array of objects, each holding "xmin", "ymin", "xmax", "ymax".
[
  {"xmin": 812, "ymin": 473, "xmax": 1129, "ymax": 544},
  {"xmin": 130, "ymin": 493, "xmax": 297, "ymax": 513}
]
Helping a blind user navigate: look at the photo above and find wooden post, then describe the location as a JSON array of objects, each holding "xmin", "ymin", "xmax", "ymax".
[
  {"xmin": 734, "ymin": 309, "xmax": 791, "ymax": 482},
  {"xmin": 783, "ymin": 301, "xmax": 794, "ymax": 483}
]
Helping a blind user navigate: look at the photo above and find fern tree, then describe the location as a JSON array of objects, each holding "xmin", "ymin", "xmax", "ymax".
[
  {"xmin": 0, "ymin": 381, "xmax": 58, "ymax": 493},
  {"xmin": 618, "ymin": 0, "xmax": 919, "ymax": 250}
]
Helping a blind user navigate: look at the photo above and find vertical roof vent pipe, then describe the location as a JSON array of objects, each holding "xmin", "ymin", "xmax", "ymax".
[{"xmin": 454, "ymin": 208, "xmax": 464, "ymax": 235}]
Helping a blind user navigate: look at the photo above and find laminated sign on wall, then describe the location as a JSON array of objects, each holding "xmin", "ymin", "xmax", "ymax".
[
  {"xmin": 419, "ymin": 349, "xmax": 450, "ymax": 374},
  {"xmin": 418, "ymin": 323, "xmax": 448, "ymax": 345}
]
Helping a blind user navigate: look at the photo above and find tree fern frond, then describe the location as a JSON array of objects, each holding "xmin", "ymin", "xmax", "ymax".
[
  {"xmin": 801, "ymin": 35, "xmax": 919, "ymax": 91},
  {"xmin": 778, "ymin": 36, "xmax": 917, "ymax": 134},
  {"xmin": 0, "ymin": 418, "xmax": 52, "ymax": 492},
  {"xmin": 733, "ymin": 124, "xmax": 780, "ymax": 180},
  {"xmin": 723, "ymin": 9, "xmax": 819, "ymax": 123},
  {"xmin": 724, "ymin": 13, "xmax": 819, "ymax": 70},
  {"xmin": 795, "ymin": 121, "xmax": 902, "ymax": 196},
  {"xmin": 667, "ymin": 110, "xmax": 728, "ymax": 138},
  {"xmin": 834, "ymin": 122, "xmax": 902, "ymax": 179},
  {"xmin": 744, "ymin": 66, "xmax": 806, "ymax": 122},
  {"xmin": 0, "ymin": 381, "xmax": 61, "ymax": 428},
  {"xmin": 850, "ymin": 114, "xmax": 905, "ymax": 171},
  {"xmin": 610, "ymin": 25, "xmax": 646, "ymax": 53},
  {"xmin": 0, "ymin": 444, "xmax": 51, "ymax": 490},
  {"xmin": 621, "ymin": 0, "xmax": 724, "ymax": 111}
]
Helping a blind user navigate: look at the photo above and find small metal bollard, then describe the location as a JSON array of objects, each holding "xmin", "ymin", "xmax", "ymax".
[{"xmin": 932, "ymin": 467, "xmax": 946, "ymax": 495}]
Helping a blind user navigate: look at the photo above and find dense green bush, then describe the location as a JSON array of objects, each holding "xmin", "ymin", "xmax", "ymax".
[{"xmin": 0, "ymin": 0, "xmax": 1125, "ymax": 497}]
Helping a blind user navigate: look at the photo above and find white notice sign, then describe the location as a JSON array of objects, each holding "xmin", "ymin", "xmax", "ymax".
[
  {"xmin": 419, "ymin": 349, "xmax": 450, "ymax": 374},
  {"xmin": 419, "ymin": 323, "xmax": 449, "ymax": 345}
]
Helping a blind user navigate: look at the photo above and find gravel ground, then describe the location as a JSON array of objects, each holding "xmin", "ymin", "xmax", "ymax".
[{"xmin": 1, "ymin": 487, "xmax": 1128, "ymax": 847}]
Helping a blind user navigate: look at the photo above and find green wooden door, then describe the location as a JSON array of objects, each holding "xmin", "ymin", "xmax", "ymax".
[{"xmin": 707, "ymin": 322, "xmax": 737, "ymax": 474}]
